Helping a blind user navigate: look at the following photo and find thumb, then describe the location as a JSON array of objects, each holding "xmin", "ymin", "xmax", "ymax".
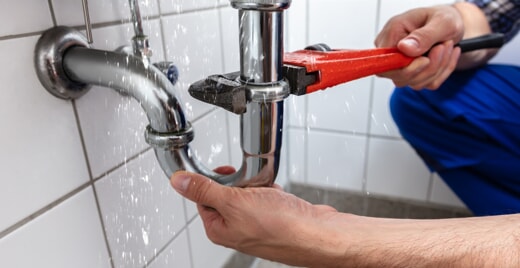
[
  {"xmin": 398, "ymin": 30, "xmax": 440, "ymax": 57},
  {"xmin": 170, "ymin": 170, "xmax": 224, "ymax": 207},
  {"xmin": 398, "ymin": 24, "xmax": 458, "ymax": 57}
]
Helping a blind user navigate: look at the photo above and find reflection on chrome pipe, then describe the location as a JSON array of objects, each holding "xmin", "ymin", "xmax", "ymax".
[
  {"xmin": 238, "ymin": 9, "xmax": 284, "ymax": 83},
  {"xmin": 241, "ymin": 100, "xmax": 284, "ymax": 181},
  {"xmin": 63, "ymin": 47, "xmax": 184, "ymax": 133},
  {"xmin": 59, "ymin": 45, "xmax": 245, "ymax": 184},
  {"xmin": 231, "ymin": 0, "xmax": 291, "ymax": 186}
]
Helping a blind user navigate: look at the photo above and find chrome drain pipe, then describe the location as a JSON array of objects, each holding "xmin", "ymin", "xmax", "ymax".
[
  {"xmin": 187, "ymin": 0, "xmax": 291, "ymax": 186},
  {"xmin": 33, "ymin": 0, "xmax": 292, "ymax": 187},
  {"xmin": 232, "ymin": 0, "xmax": 291, "ymax": 185}
]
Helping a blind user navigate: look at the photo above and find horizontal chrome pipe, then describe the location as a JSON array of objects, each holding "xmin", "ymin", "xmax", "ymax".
[
  {"xmin": 60, "ymin": 45, "xmax": 242, "ymax": 183},
  {"xmin": 63, "ymin": 47, "xmax": 183, "ymax": 133}
]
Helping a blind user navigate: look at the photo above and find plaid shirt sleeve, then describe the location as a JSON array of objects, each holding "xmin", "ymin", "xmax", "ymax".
[{"xmin": 466, "ymin": 0, "xmax": 520, "ymax": 42}]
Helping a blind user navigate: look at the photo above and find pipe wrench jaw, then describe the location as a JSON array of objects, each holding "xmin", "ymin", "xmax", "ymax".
[
  {"xmin": 188, "ymin": 72, "xmax": 248, "ymax": 114},
  {"xmin": 282, "ymin": 64, "xmax": 318, "ymax": 96}
]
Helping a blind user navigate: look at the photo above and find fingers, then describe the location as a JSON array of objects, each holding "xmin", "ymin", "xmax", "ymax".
[
  {"xmin": 377, "ymin": 57, "xmax": 430, "ymax": 86},
  {"xmin": 375, "ymin": 5, "xmax": 464, "ymax": 90},
  {"xmin": 170, "ymin": 170, "xmax": 226, "ymax": 208},
  {"xmin": 397, "ymin": 8, "xmax": 463, "ymax": 57},
  {"xmin": 378, "ymin": 41, "xmax": 460, "ymax": 90},
  {"xmin": 409, "ymin": 42, "xmax": 459, "ymax": 90},
  {"xmin": 406, "ymin": 41, "xmax": 454, "ymax": 89}
]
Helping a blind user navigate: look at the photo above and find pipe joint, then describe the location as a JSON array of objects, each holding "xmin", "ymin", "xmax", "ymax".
[
  {"xmin": 230, "ymin": 0, "xmax": 291, "ymax": 10},
  {"xmin": 145, "ymin": 125, "xmax": 194, "ymax": 149}
]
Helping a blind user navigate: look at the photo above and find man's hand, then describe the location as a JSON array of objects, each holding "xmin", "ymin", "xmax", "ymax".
[
  {"xmin": 170, "ymin": 170, "xmax": 340, "ymax": 266},
  {"xmin": 375, "ymin": 5, "xmax": 464, "ymax": 90},
  {"xmin": 171, "ymin": 170, "xmax": 520, "ymax": 267}
]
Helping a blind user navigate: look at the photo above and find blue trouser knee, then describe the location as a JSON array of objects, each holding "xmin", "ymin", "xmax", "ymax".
[{"xmin": 390, "ymin": 64, "xmax": 520, "ymax": 216}]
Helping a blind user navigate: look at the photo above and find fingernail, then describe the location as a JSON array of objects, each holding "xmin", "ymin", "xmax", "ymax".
[
  {"xmin": 401, "ymin": 38, "xmax": 419, "ymax": 49},
  {"xmin": 172, "ymin": 172, "xmax": 191, "ymax": 193}
]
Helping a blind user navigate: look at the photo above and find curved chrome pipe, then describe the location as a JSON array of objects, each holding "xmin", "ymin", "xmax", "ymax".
[
  {"xmin": 35, "ymin": 0, "xmax": 292, "ymax": 187},
  {"xmin": 59, "ymin": 44, "xmax": 242, "ymax": 184},
  {"xmin": 64, "ymin": 47, "xmax": 183, "ymax": 133},
  {"xmin": 33, "ymin": 25, "xmax": 282, "ymax": 186}
]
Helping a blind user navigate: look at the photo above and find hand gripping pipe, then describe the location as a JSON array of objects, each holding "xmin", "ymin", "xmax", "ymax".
[{"xmin": 33, "ymin": 0, "xmax": 291, "ymax": 187}]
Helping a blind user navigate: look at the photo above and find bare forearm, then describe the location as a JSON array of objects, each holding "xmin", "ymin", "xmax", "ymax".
[
  {"xmin": 454, "ymin": 2, "xmax": 499, "ymax": 69},
  {"xmin": 170, "ymin": 172, "xmax": 519, "ymax": 267},
  {"xmin": 307, "ymin": 214, "xmax": 520, "ymax": 267}
]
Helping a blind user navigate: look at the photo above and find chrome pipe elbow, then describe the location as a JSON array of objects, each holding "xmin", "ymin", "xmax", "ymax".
[{"xmin": 34, "ymin": 26, "xmax": 271, "ymax": 186}]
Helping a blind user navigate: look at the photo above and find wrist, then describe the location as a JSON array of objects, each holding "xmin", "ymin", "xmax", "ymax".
[
  {"xmin": 452, "ymin": 1, "xmax": 490, "ymax": 38},
  {"xmin": 452, "ymin": 1, "xmax": 497, "ymax": 69},
  {"xmin": 296, "ymin": 213, "xmax": 362, "ymax": 267}
]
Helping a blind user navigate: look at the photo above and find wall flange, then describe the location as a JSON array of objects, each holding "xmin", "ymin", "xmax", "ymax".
[{"xmin": 34, "ymin": 26, "xmax": 92, "ymax": 100}]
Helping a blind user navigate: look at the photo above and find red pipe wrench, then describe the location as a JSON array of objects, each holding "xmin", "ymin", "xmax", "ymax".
[{"xmin": 283, "ymin": 33, "xmax": 505, "ymax": 95}]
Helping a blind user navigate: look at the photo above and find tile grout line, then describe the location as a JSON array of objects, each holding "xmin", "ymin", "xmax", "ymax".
[
  {"xmin": 0, "ymin": 5, "xmax": 228, "ymax": 41},
  {"xmin": 0, "ymin": 139, "xmax": 152, "ymax": 255},
  {"xmin": 47, "ymin": 0, "xmax": 58, "ymax": 26},
  {"xmin": 158, "ymin": 3, "xmax": 195, "ymax": 268},
  {"xmin": 91, "ymin": 147, "xmax": 153, "ymax": 182},
  {"xmin": 0, "ymin": 181, "xmax": 92, "ymax": 240},
  {"xmin": 426, "ymin": 172, "xmax": 435, "ymax": 203},
  {"xmin": 363, "ymin": 0, "xmax": 383, "ymax": 194},
  {"xmin": 157, "ymin": 0, "xmax": 169, "ymax": 63},
  {"xmin": 183, "ymin": 200, "xmax": 196, "ymax": 268},
  {"xmin": 361, "ymin": 0, "xmax": 383, "ymax": 216},
  {"xmin": 72, "ymin": 100, "xmax": 116, "ymax": 268},
  {"xmin": 142, "ymin": 225, "xmax": 190, "ymax": 268},
  {"xmin": 185, "ymin": 212, "xmax": 199, "ymax": 268},
  {"xmin": 216, "ymin": 6, "xmax": 236, "ymax": 166},
  {"xmin": 303, "ymin": 0, "xmax": 310, "ymax": 185},
  {"xmin": 287, "ymin": 125, "xmax": 403, "ymax": 141}
]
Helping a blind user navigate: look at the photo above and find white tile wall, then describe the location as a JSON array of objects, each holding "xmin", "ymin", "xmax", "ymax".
[
  {"xmin": 491, "ymin": 31, "xmax": 520, "ymax": 64},
  {"xmin": 308, "ymin": 78, "xmax": 372, "ymax": 134},
  {"xmin": 219, "ymin": 6, "xmax": 240, "ymax": 73},
  {"xmin": 430, "ymin": 173, "xmax": 466, "ymax": 207},
  {"xmin": 159, "ymin": 0, "xmax": 224, "ymax": 14},
  {"xmin": 147, "ymin": 230, "xmax": 192, "ymax": 268},
  {"xmin": 370, "ymin": 78, "xmax": 401, "ymax": 137},
  {"xmin": 0, "ymin": 188, "xmax": 110, "ymax": 268},
  {"xmin": 307, "ymin": 131, "xmax": 367, "ymax": 191},
  {"xmin": 188, "ymin": 216, "xmax": 234, "ymax": 268},
  {"xmin": 52, "ymin": 0, "xmax": 160, "ymax": 26},
  {"xmin": 6, "ymin": 0, "xmax": 519, "ymax": 267},
  {"xmin": 161, "ymin": 9, "xmax": 223, "ymax": 120},
  {"xmin": 308, "ymin": 0, "xmax": 378, "ymax": 49},
  {"xmin": 366, "ymin": 139, "xmax": 431, "ymax": 201},
  {"xmin": 287, "ymin": 128, "xmax": 306, "ymax": 183},
  {"xmin": 95, "ymin": 150, "xmax": 185, "ymax": 268},
  {"xmin": 0, "ymin": 36, "xmax": 90, "ymax": 232},
  {"xmin": 0, "ymin": 0, "xmax": 53, "ymax": 36}
]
